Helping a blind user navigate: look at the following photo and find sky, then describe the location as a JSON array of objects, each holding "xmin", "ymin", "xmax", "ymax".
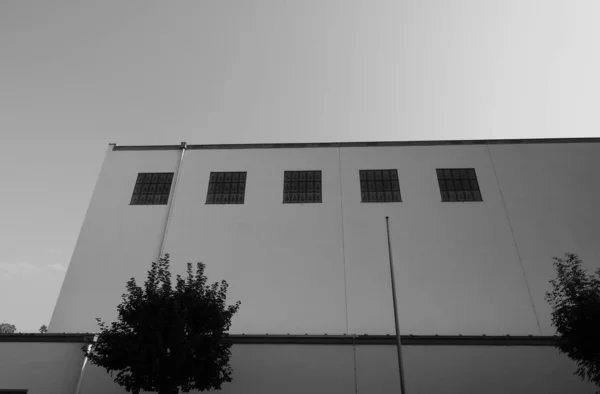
[{"xmin": 0, "ymin": 0, "xmax": 599, "ymax": 333}]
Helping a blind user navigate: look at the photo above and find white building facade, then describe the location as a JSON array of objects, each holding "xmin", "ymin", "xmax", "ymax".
[{"xmin": 7, "ymin": 138, "xmax": 597, "ymax": 393}]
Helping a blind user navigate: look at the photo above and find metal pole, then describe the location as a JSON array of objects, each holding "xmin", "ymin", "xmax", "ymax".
[{"xmin": 386, "ymin": 216, "xmax": 407, "ymax": 394}]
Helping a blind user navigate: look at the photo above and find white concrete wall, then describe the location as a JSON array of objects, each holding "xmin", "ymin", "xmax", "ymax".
[
  {"xmin": 401, "ymin": 345, "xmax": 595, "ymax": 393},
  {"xmin": 340, "ymin": 145, "xmax": 540, "ymax": 335},
  {"xmin": 49, "ymin": 142, "xmax": 600, "ymax": 336},
  {"xmin": 49, "ymin": 148, "xmax": 181, "ymax": 333},
  {"xmin": 164, "ymin": 148, "xmax": 346, "ymax": 335},
  {"xmin": 76, "ymin": 344, "xmax": 594, "ymax": 394},
  {"xmin": 0, "ymin": 341, "xmax": 85, "ymax": 394},
  {"xmin": 490, "ymin": 143, "xmax": 600, "ymax": 335}
]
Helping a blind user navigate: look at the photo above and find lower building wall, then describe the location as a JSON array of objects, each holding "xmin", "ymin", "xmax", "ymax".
[
  {"xmin": 78, "ymin": 344, "xmax": 596, "ymax": 394},
  {"xmin": 0, "ymin": 341, "xmax": 85, "ymax": 394}
]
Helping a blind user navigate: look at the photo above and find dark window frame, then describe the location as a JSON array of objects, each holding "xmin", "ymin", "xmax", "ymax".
[
  {"xmin": 283, "ymin": 170, "xmax": 322, "ymax": 204},
  {"xmin": 130, "ymin": 172, "xmax": 174, "ymax": 205},
  {"xmin": 436, "ymin": 168, "xmax": 483, "ymax": 202},
  {"xmin": 359, "ymin": 169, "xmax": 402, "ymax": 203},
  {"xmin": 206, "ymin": 171, "xmax": 247, "ymax": 205}
]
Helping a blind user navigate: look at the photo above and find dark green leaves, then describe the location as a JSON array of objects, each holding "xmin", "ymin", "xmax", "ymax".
[
  {"xmin": 546, "ymin": 253, "xmax": 600, "ymax": 387},
  {"xmin": 84, "ymin": 254, "xmax": 241, "ymax": 394}
]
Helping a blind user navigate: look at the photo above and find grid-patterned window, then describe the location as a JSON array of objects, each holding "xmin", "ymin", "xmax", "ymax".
[
  {"xmin": 206, "ymin": 172, "xmax": 247, "ymax": 204},
  {"xmin": 359, "ymin": 170, "xmax": 401, "ymax": 202},
  {"xmin": 283, "ymin": 171, "xmax": 322, "ymax": 203},
  {"xmin": 436, "ymin": 168, "xmax": 483, "ymax": 202},
  {"xmin": 130, "ymin": 173, "xmax": 173, "ymax": 205}
]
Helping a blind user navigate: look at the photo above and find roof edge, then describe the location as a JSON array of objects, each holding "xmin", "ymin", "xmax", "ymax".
[
  {"xmin": 111, "ymin": 137, "xmax": 600, "ymax": 151},
  {"xmin": 0, "ymin": 333, "xmax": 560, "ymax": 346}
]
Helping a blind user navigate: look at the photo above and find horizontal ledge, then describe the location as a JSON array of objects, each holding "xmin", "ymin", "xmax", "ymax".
[
  {"xmin": 0, "ymin": 333, "xmax": 95, "ymax": 343},
  {"xmin": 112, "ymin": 138, "xmax": 600, "ymax": 151},
  {"xmin": 0, "ymin": 334, "xmax": 559, "ymax": 346},
  {"xmin": 229, "ymin": 334, "xmax": 560, "ymax": 346}
]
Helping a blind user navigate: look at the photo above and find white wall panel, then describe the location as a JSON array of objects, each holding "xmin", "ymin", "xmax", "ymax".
[
  {"xmin": 164, "ymin": 148, "xmax": 346, "ymax": 334},
  {"xmin": 49, "ymin": 149, "xmax": 181, "ymax": 333},
  {"xmin": 0, "ymin": 341, "xmax": 85, "ymax": 394}
]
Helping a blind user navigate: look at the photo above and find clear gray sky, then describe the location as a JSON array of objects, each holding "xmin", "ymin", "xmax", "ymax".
[{"xmin": 1, "ymin": 1, "xmax": 598, "ymax": 332}]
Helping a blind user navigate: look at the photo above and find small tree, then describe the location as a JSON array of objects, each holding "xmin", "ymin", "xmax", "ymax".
[
  {"xmin": 39, "ymin": 324, "xmax": 48, "ymax": 334},
  {"xmin": 84, "ymin": 254, "xmax": 241, "ymax": 394},
  {"xmin": 546, "ymin": 253, "xmax": 600, "ymax": 387},
  {"xmin": 0, "ymin": 322, "xmax": 16, "ymax": 333}
]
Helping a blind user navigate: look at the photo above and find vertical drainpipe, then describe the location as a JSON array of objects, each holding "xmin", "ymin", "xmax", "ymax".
[
  {"xmin": 157, "ymin": 141, "xmax": 187, "ymax": 262},
  {"xmin": 74, "ymin": 334, "xmax": 98, "ymax": 394},
  {"xmin": 73, "ymin": 142, "xmax": 187, "ymax": 394}
]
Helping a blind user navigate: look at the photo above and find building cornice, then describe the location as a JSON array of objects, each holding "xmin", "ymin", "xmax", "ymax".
[
  {"xmin": 0, "ymin": 333, "xmax": 560, "ymax": 346},
  {"xmin": 111, "ymin": 137, "xmax": 600, "ymax": 151}
]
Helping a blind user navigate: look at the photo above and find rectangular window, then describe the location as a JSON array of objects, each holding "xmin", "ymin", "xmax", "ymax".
[
  {"xmin": 436, "ymin": 168, "xmax": 483, "ymax": 202},
  {"xmin": 283, "ymin": 171, "xmax": 322, "ymax": 203},
  {"xmin": 130, "ymin": 173, "xmax": 174, "ymax": 205},
  {"xmin": 359, "ymin": 169, "xmax": 401, "ymax": 202},
  {"xmin": 206, "ymin": 172, "xmax": 246, "ymax": 204}
]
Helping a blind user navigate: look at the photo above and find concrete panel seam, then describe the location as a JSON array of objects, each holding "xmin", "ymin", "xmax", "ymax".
[{"xmin": 487, "ymin": 145, "xmax": 542, "ymax": 335}]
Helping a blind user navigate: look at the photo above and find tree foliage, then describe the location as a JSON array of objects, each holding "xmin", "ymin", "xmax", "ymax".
[
  {"xmin": 546, "ymin": 253, "xmax": 600, "ymax": 387},
  {"xmin": 39, "ymin": 324, "xmax": 48, "ymax": 334},
  {"xmin": 0, "ymin": 322, "xmax": 16, "ymax": 333},
  {"xmin": 84, "ymin": 254, "xmax": 241, "ymax": 394}
]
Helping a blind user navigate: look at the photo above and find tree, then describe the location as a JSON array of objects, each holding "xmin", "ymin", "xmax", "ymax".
[
  {"xmin": 83, "ymin": 254, "xmax": 241, "ymax": 394},
  {"xmin": 39, "ymin": 324, "xmax": 48, "ymax": 334},
  {"xmin": 0, "ymin": 322, "xmax": 16, "ymax": 333},
  {"xmin": 546, "ymin": 253, "xmax": 600, "ymax": 387}
]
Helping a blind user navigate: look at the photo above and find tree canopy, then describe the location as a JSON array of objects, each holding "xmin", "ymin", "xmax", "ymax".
[
  {"xmin": 546, "ymin": 253, "xmax": 600, "ymax": 387},
  {"xmin": 0, "ymin": 322, "xmax": 16, "ymax": 334},
  {"xmin": 84, "ymin": 254, "xmax": 241, "ymax": 394}
]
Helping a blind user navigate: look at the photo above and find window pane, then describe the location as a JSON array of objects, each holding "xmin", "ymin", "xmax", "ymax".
[
  {"xmin": 436, "ymin": 168, "xmax": 482, "ymax": 202},
  {"xmin": 359, "ymin": 169, "xmax": 401, "ymax": 202},
  {"xmin": 131, "ymin": 173, "xmax": 173, "ymax": 205},
  {"xmin": 283, "ymin": 171, "xmax": 322, "ymax": 204},
  {"xmin": 206, "ymin": 172, "xmax": 247, "ymax": 205}
]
